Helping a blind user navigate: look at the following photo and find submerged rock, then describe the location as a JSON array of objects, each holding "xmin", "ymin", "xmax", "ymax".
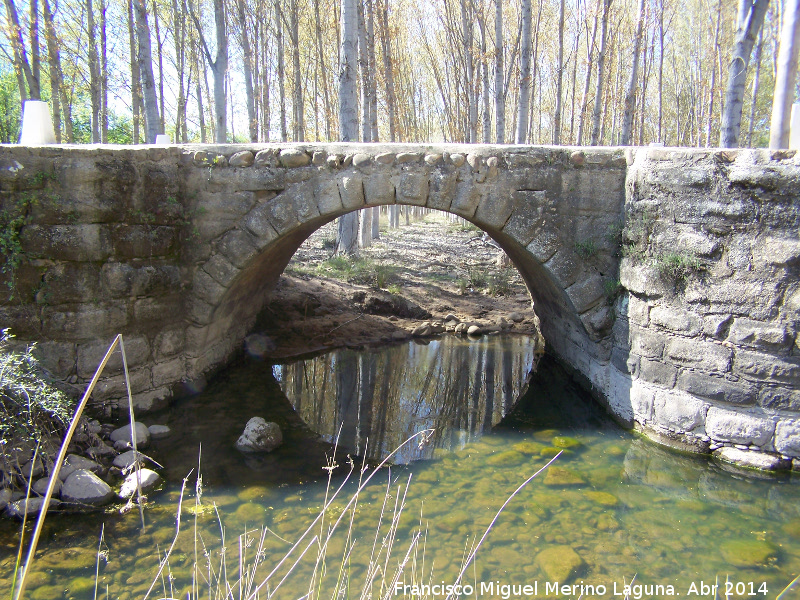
[
  {"xmin": 536, "ymin": 545, "xmax": 585, "ymax": 582},
  {"xmin": 61, "ymin": 469, "xmax": 115, "ymax": 506},
  {"xmin": 720, "ymin": 539, "xmax": 776, "ymax": 567},
  {"xmin": 543, "ymin": 467, "xmax": 586, "ymax": 487},
  {"xmin": 235, "ymin": 417, "xmax": 283, "ymax": 453}
]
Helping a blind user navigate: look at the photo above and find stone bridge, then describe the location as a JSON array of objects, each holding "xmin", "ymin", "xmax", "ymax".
[{"xmin": 1, "ymin": 143, "xmax": 798, "ymax": 467}]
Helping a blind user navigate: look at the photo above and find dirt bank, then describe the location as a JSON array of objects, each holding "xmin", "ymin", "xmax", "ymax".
[{"xmin": 249, "ymin": 212, "xmax": 543, "ymax": 358}]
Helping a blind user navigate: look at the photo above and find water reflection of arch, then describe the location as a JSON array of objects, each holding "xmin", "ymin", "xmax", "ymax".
[{"xmin": 274, "ymin": 336, "xmax": 540, "ymax": 463}]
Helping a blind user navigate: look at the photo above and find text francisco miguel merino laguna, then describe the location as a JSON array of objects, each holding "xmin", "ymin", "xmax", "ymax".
[{"xmin": 393, "ymin": 579, "xmax": 769, "ymax": 598}]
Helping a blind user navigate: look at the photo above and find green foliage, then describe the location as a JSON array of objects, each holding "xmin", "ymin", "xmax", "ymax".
[
  {"xmin": 70, "ymin": 99, "xmax": 134, "ymax": 144},
  {"xmin": 574, "ymin": 240, "xmax": 598, "ymax": 259},
  {"xmin": 0, "ymin": 71, "xmax": 21, "ymax": 143},
  {"xmin": 0, "ymin": 330, "xmax": 74, "ymax": 452},
  {"xmin": 0, "ymin": 192, "xmax": 36, "ymax": 294},
  {"xmin": 654, "ymin": 252, "xmax": 701, "ymax": 287},
  {"xmin": 316, "ymin": 256, "xmax": 398, "ymax": 289},
  {"xmin": 467, "ymin": 268, "xmax": 488, "ymax": 289},
  {"xmin": 603, "ymin": 279, "xmax": 623, "ymax": 304},
  {"xmin": 487, "ymin": 269, "xmax": 514, "ymax": 296},
  {"xmin": 321, "ymin": 235, "xmax": 337, "ymax": 250}
]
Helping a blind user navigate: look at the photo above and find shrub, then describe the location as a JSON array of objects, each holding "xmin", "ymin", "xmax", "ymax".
[
  {"xmin": 0, "ymin": 329, "xmax": 74, "ymax": 456},
  {"xmin": 654, "ymin": 252, "xmax": 701, "ymax": 288},
  {"xmin": 574, "ymin": 240, "xmax": 598, "ymax": 259}
]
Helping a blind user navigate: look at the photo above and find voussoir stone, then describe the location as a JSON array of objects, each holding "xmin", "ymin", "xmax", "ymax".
[
  {"xmin": 279, "ymin": 149, "xmax": 311, "ymax": 168},
  {"xmin": 61, "ymin": 469, "xmax": 115, "ymax": 506},
  {"xmin": 353, "ymin": 153, "xmax": 372, "ymax": 167},
  {"xmin": 109, "ymin": 422, "xmax": 151, "ymax": 450},
  {"xmin": 235, "ymin": 417, "xmax": 283, "ymax": 453}
]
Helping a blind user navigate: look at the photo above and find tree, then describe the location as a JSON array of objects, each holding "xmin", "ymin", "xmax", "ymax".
[
  {"xmin": 189, "ymin": 0, "xmax": 228, "ymax": 143},
  {"xmin": 337, "ymin": 0, "xmax": 359, "ymax": 256},
  {"xmin": 133, "ymin": 0, "xmax": 160, "ymax": 143},
  {"xmin": 719, "ymin": 0, "xmax": 769, "ymax": 148},
  {"xmin": 236, "ymin": 0, "xmax": 257, "ymax": 141},
  {"xmin": 769, "ymin": 0, "xmax": 800, "ymax": 148},
  {"xmin": 620, "ymin": 0, "xmax": 645, "ymax": 145},
  {"xmin": 553, "ymin": 0, "xmax": 565, "ymax": 145},
  {"xmin": 494, "ymin": 0, "xmax": 504, "ymax": 143},
  {"xmin": 2, "ymin": 0, "xmax": 40, "ymax": 101},
  {"xmin": 515, "ymin": 0, "xmax": 532, "ymax": 143},
  {"xmin": 590, "ymin": 0, "xmax": 612, "ymax": 145}
]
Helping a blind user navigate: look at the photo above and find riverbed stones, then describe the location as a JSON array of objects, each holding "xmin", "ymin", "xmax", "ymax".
[
  {"xmin": 59, "ymin": 454, "xmax": 102, "ymax": 481},
  {"xmin": 113, "ymin": 450, "xmax": 146, "ymax": 470},
  {"xmin": 543, "ymin": 467, "xmax": 586, "ymax": 486},
  {"xmin": 235, "ymin": 417, "xmax": 283, "ymax": 453},
  {"xmin": 61, "ymin": 469, "xmax": 115, "ymax": 506},
  {"xmin": 467, "ymin": 325, "xmax": 482, "ymax": 336},
  {"xmin": 119, "ymin": 469, "xmax": 161, "ymax": 498},
  {"xmin": 33, "ymin": 476, "xmax": 61, "ymax": 496},
  {"xmin": 110, "ymin": 422, "xmax": 151, "ymax": 450}
]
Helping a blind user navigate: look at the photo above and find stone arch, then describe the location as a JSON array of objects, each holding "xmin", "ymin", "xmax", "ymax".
[{"xmin": 182, "ymin": 145, "xmax": 627, "ymax": 383}]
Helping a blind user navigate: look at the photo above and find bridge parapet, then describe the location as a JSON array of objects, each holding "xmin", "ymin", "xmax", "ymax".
[{"xmin": 0, "ymin": 143, "xmax": 797, "ymax": 467}]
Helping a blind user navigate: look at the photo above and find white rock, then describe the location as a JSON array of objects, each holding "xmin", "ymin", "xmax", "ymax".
[
  {"xmin": 109, "ymin": 422, "xmax": 151, "ymax": 449},
  {"xmin": 118, "ymin": 469, "xmax": 161, "ymax": 499},
  {"xmin": 235, "ymin": 418, "xmax": 283, "ymax": 453},
  {"xmin": 61, "ymin": 469, "xmax": 115, "ymax": 506}
]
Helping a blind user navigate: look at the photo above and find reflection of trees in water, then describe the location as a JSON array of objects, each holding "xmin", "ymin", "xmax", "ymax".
[{"xmin": 279, "ymin": 337, "xmax": 537, "ymax": 463}]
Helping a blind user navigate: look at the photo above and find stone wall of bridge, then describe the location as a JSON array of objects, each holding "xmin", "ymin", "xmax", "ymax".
[{"xmin": 0, "ymin": 143, "xmax": 797, "ymax": 467}]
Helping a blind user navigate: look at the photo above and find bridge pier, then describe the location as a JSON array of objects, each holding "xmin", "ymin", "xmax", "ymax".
[{"xmin": 0, "ymin": 143, "xmax": 797, "ymax": 468}]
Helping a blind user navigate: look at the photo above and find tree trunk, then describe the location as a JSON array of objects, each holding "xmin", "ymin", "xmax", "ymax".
[
  {"xmin": 577, "ymin": 0, "xmax": 599, "ymax": 145},
  {"xmin": 705, "ymin": 0, "xmax": 722, "ymax": 147},
  {"xmin": 358, "ymin": 207, "xmax": 372, "ymax": 248},
  {"xmin": 770, "ymin": 0, "xmax": 800, "ymax": 148},
  {"xmin": 494, "ymin": 0, "xmax": 504, "ymax": 142},
  {"xmin": 358, "ymin": 0, "xmax": 370, "ymax": 142},
  {"xmin": 553, "ymin": 0, "xmax": 566, "ymax": 145},
  {"xmin": 367, "ymin": 0, "xmax": 378, "ymax": 141},
  {"xmin": 189, "ymin": 0, "xmax": 228, "ymax": 143},
  {"xmin": 289, "ymin": 0, "xmax": 304, "ymax": 141},
  {"xmin": 719, "ymin": 0, "xmax": 770, "ymax": 147},
  {"xmin": 313, "ymin": 0, "xmax": 332, "ymax": 140},
  {"xmin": 274, "ymin": 0, "xmax": 287, "ymax": 141},
  {"xmin": 127, "ymin": 0, "xmax": 141, "ymax": 143},
  {"xmin": 747, "ymin": 28, "xmax": 764, "ymax": 146},
  {"xmin": 134, "ymin": 0, "xmax": 160, "ymax": 143},
  {"xmin": 461, "ymin": 0, "xmax": 476, "ymax": 142},
  {"xmin": 171, "ymin": 0, "xmax": 187, "ymax": 142},
  {"xmin": 100, "ymin": 0, "xmax": 108, "ymax": 142},
  {"xmin": 657, "ymin": 0, "xmax": 664, "ymax": 143},
  {"xmin": 192, "ymin": 42, "xmax": 206, "ymax": 142},
  {"xmin": 237, "ymin": 0, "xmax": 257, "ymax": 141},
  {"xmin": 29, "ymin": 0, "xmax": 40, "ymax": 99},
  {"xmin": 42, "ymin": 0, "xmax": 64, "ymax": 141},
  {"xmin": 337, "ymin": 0, "xmax": 359, "ymax": 255},
  {"xmin": 478, "ymin": 8, "xmax": 491, "ymax": 143},
  {"xmin": 153, "ymin": 1, "xmax": 165, "ymax": 130},
  {"xmin": 87, "ymin": 0, "xmax": 101, "ymax": 142},
  {"xmin": 590, "ymin": 0, "xmax": 612, "ymax": 146},
  {"xmin": 515, "ymin": 0, "xmax": 532, "ymax": 143},
  {"xmin": 620, "ymin": 0, "xmax": 645, "ymax": 145},
  {"xmin": 379, "ymin": 0, "xmax": 397, "ymax": 142},
  {"xmin": 3, "ymin": 0, "xmax": 40, "ymax": 100}
]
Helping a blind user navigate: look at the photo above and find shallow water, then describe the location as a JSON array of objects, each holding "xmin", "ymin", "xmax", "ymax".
[{"xmin": 1, "ymin": 335, "xmax": 799, "ymax": 600}]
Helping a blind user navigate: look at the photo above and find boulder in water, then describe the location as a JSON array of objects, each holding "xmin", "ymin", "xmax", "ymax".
[{"xmin": 235, "ymin": 418, "xmax": 283, "ymax": 453}]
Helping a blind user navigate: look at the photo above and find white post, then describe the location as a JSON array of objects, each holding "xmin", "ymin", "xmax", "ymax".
[
  {"xmin": 154, "ymin": 134, "xmax": 171, "ymax": 144},
  {"xmin": 19, "ymin": 100, "xmax": 56, "ymax": 145},
  {"xmin": 790, "ymin": 103, "xmax": 800, "ymax": 149}
]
